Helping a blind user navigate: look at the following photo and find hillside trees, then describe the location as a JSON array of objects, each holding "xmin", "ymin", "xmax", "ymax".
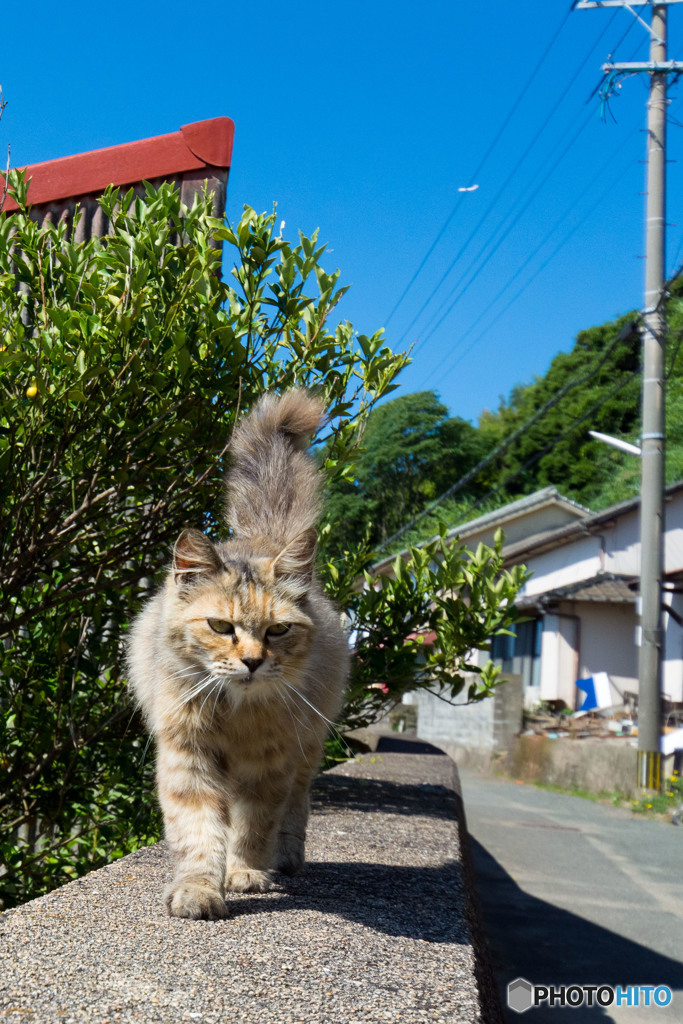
[{"xmin": 476, "ymin": 313, "xmax": 642, "ymax": 505}]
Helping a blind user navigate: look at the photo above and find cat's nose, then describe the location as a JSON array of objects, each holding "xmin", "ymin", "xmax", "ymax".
[{"xmin": 241, "ymin": 657, "xmax": 264, "ymax": 675}]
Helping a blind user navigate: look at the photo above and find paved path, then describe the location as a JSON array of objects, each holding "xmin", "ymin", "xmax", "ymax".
[
  {"xmin": 460, "ymin": 770, "xmax": 683, "ymax": 1023},
  {"xmin": 0, "ymin": 742, "xmax": 491, "ymax": 1024}
]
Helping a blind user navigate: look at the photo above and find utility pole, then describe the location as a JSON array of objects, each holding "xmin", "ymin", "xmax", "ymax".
[{"xmin": 575, "ymin": 1, "xmax": 683, "ymax": 790}]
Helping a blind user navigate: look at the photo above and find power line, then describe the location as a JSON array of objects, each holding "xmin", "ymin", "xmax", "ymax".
[
  {"xmin": 412, "ymin": 27, "xmax": 647, "ymax": 364},
  {"xmin": 381, "ymin": 250, "xmax": 683, "ymax": 556},
  {"xmin": 420, "ymin": 140, "xmax": 640, "ymax": 386},
  {"xmin": 425, "ymin": 74, "xmax": 683, "ymax": 383},
  {"xmin": 395, "ymin": 10, "xmax": 620, "ymax": 352},
  {"xmin": 383, "ymin": 4, "xmax": 574, "ymax": 329},
  {"xmin": 412, "ymin": 102, "xmax": 602, "ymax": 360},
  {"xmin": 429, "ymin": 370, "xmax": 640, "ymax": 543},
  {"xmin": 376, "ymin": 366, "xmax": 641, "ymax": 561}
]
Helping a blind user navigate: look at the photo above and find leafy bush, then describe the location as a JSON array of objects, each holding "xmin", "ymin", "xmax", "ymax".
[{"xmin": 0, "ymin": 179, "xmax": 525, "ymax": 907}]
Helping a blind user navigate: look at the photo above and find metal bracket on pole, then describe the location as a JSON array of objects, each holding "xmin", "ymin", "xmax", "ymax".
[
  {"xmin": 575, "ymin": 0, "xmax": 682, "ymax": 44},
  {"xmin": 602, "ymin": 60, "xmax": 683, "ymax": 72},
  {"xmin": 574, "ymin": 2, "xmax": 683, "ymax": 7}
]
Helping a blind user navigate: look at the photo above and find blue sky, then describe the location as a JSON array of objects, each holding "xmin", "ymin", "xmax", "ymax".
[{"xmin": 4, "ymin": 1, "xmax": 683, "ymax": 424}]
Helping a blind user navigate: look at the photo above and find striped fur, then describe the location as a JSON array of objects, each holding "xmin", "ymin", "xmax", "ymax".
[{"xmin": 127, "ymin": 391, "xmax": 349, "ymax": 920}]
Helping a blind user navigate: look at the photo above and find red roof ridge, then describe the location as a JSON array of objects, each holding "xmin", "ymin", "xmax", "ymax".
[{"xmin": 2, "ymin": 117, "xmax": 235, "ymax": 212}]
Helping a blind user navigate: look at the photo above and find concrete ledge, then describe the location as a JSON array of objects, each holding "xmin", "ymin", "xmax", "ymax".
[
  {"xmin": 431, "ymin": 734, "xmax": 641, "ymax": 799},
  {"xmin": 0, "ymin": 741, "xmax": 500, "ymax": 1024},
  {"xmin": 506, "ymin": 734, "xmax": 639, "ymax": 797}
]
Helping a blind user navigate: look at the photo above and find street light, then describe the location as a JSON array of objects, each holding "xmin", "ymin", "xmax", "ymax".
[{"xmin": 588, "ymin": 431, "xmax": 642, "ymax": 457}]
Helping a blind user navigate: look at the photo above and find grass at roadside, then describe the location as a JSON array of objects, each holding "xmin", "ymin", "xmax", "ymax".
[
  {"xmin": 496, "ymin": 772, "xmax": 683, "ymax": 821},
  {"xmin": 529, "ymin": 780, "xmax": 623, "ymax": 805},
  {"xmin": 629, "ymin": 771, "xmax": 683, "ymax": 816}
]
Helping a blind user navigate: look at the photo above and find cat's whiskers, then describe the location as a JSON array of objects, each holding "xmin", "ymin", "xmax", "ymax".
[
  {"xmin": 210, "ymin": 678, "xmax": 225, "ymax": 724},
  {"xmin": 281, "ymin": 678, "xmax": 338, "ymax": 728},
  {"xmin": 274, "ymin": 688, "xmax": 311, "ymax": 766},
  {"xmin": 282, "ymin": 679, "xmax": 355, "ymax": 761},
  {"xmin": 140, "ymin": 731, "xmax": 154, "ymax": 770},
  {"xmin": 197, "ymin": 675, "xmax": 223, "ymax": 719},
  {"xmin": 165, "ymin": 665, "xmax": 206, "ymax": 682},
  {"xmin": 278, "ymin": 685, "xmax": 313, "ymax": 734},
  {"xmin": 166, "ymin": 673, "xmax": 214, "ymax": 712}
]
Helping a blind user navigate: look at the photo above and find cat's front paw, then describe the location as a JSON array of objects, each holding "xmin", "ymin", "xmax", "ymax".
[
  {"xmin": 226, "ymin": 868, "xmax": 273, "ymax": 893},
  {"xmin": 275, "ymin": 833, "xmax": 305, "ymax": 876},
  {"xmin": 164, "ymin": 879, "xmax": 228, "ymax": 920}
]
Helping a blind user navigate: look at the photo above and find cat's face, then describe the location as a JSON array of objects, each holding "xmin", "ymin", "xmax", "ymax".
[{"xmin": 167, "ymin": 531, "xmax": 314, "ymax": 704}]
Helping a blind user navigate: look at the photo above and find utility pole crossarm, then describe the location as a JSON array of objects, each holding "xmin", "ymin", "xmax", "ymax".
[
  {"xmin": 603, "ymin": 60, "xmax": 683, "ymax": 70},
  {"xmin": 574, "ymin": 2, "xmax": 683, "ymax": 8}
]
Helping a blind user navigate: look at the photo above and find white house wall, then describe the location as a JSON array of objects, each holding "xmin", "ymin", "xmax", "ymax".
[
  {"xmin": 539, "ymin": 614, "xmax": 579, "ymax": 706},
  {"xmin": 573, "ymin": 601, "xmax": 638, "ymax": 701},
  {"xmin": 458, "ymin": 504, "xmax": 587, "ymax": 552},
  {"xmin": 664, "ymin": 498, "xmax": 683, "ymax": 574},
  {"xmin": 602, "ymin": 508, "xmax": 640, "ymax": 576},
  {"xmin": 602, "ymin": 500, "xmax": 683, "ymax": 577},
  {"xmin": 521, "ymin": 534, "xmax": 603, "ymax": 599}
]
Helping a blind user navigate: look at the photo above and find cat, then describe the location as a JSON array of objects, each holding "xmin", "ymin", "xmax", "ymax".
[{"xmin": 126, "ymin": 390, "xmax": 350, "ymax": 920}]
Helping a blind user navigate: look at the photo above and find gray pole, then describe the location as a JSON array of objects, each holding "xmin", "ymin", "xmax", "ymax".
[{"xmin": 638, "ymin": 3, "xmax": 667, "ymax": 792}]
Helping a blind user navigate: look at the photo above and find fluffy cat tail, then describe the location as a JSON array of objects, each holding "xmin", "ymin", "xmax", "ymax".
[{"xmin": 225, "ymin": 389, "xmax": 325, "ymax": 570}]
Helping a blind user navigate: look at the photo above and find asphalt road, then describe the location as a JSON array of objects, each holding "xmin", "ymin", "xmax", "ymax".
[{"xmin": 459, "ymin": 770, "xmax": 683, "ymax": 1024}]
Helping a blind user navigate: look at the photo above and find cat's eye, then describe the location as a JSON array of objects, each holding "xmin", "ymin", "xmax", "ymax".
[
  {"xmin": 207, "ymin": 618, "xmax": 235, "ymax": 635},
  {"xmin": 266, "ymin": 623, "xmax": 290, "ymax": 637}
]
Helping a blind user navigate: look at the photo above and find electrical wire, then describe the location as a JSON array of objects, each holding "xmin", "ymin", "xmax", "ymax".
[
  {"xmin": 419, "ymin": 144, "xmax": 640, "ymax": 387},
  {"xmin": 395, "ymin": 10, "xmax": 620, "ymax": 353},
  {"xmin": 424, "ymin": 79, "xmax": 683, "ymax": 383},
  {"xmin": 383, "ymin": 5, "xmax": 574, "ymax": 329},
  {"xmin": 412, "ymin": 101, "xmax": 602, "ymax": 360},
  {"xmin": 412, "ymin": 26, "xmax": 646, "ymax": 365},
  {"xmin": 381, "ymin": 251, "xmax": 683, "ymax": 556},
  {"xmin": 373, "ymin": 8, "xmax": 683, "ymax": 554},
  {"xmin": 413, "ymin": 23, "xmax": 654, "ymax": 386},
  {"xmin": 425, "ymin": 370, "xmax": 641, "ymax": 545}
]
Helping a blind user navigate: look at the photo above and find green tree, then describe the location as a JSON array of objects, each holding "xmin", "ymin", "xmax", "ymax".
[{"xmin": 325, "ymin": 390, "xmax": 486, "ymax": 551}]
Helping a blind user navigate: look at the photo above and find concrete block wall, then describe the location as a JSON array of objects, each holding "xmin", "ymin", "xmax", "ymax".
[{"xmin": 416, "ymin": 674, "xmax": 523, "ymax": 758}]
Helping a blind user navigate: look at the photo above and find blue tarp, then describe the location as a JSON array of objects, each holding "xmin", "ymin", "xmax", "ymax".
[{"xmin": 576, "ymin": 676, "xmax": 598, "ymax": 712}]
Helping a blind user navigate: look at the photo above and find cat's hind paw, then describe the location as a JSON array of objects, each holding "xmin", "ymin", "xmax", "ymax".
[
  {"xmin": 164, "ymin": 879, "xmax": 228, "ymax": 920},
  {"xmin": 226, "ymin": 868, "xmax": 273, "ymax": 893}
]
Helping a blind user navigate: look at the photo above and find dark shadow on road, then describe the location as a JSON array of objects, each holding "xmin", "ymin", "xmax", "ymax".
[{"xmin": 468, "ymin": 835, "xmax": 683, "ymax": 1021}]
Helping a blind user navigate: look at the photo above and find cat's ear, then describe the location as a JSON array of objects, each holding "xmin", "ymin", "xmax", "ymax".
[
  {"xmin": 172, "ymin": 529, "xmax": 222, "ymax": 586},
  {"xmin": 271, "ymin": 528, "xmax": 317, "ymax": 585}
]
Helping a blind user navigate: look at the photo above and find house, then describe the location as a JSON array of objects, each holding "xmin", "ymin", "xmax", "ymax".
[
  {"xmin": 498, "ymin": 481, "xmax": 683, "ymax": 710},
  {"xmin": 375, "ymin": 482, "xmax": 683, "ymax": 713},
  {"xmin": 371, "ymin": 485, "xmax": 591, "ymax": 581}
]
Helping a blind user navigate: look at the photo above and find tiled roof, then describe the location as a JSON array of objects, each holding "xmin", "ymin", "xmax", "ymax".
[{"xmin": 518, "ymin": 573, "xmax": 637, "ymax": 608}]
